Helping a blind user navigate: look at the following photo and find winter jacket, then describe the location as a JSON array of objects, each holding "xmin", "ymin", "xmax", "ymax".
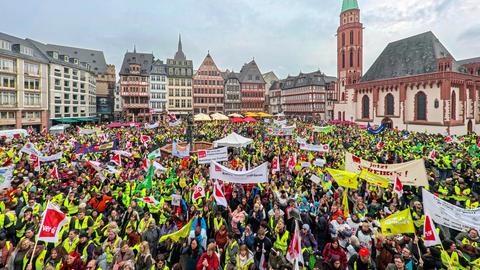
[
  {"xmin": 323, "ymin": 243, "xmax": 348, "ymax": 267},
  {"xmin": 196, "ymin": 252, "xmax": 219, "ymax": 270}
]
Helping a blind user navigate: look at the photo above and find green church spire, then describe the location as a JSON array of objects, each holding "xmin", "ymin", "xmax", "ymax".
[{"xmin": 341, "ymin": 0, "xmax": 359, "ymax": 13}]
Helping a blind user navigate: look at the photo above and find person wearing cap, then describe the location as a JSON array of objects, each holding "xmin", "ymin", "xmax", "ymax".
[
  {"xmin": 0, "ymin": 233, "xmax": 13, "ymax": 268},
  {"xmin": 77, "ymin": 232, "xmax": 95, "ymax": 263},
  {"xmin": 347, "ymin": 247, "xmax": 376, "ymax": 270}
]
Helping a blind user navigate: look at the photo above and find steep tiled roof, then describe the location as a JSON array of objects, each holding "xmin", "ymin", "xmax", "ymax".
[
  {"xmin": 361, "ymin": 31, "xmax": 465, "ymax": 82},
  {"xmin": 119, "ymin": 52, "xmax": 154, "ymax": 76},
  {"xmin": 239, "ymin": 60, "xmax": 265, "ymax": 84},
  {"xmin": 281, "ymin": 70, "xmax": 336, "ymax": 90}
]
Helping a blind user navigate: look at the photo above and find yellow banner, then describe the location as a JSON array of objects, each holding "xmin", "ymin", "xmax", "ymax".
[
  {"xmin": 380, "ymin": 208, "xmax": 415, "ymax": 236},
  {"xmin": 342, "ymin": 188, "xmax": 349, "ymax": 217},
  {"xmin": 159, "ymin": 218, "xmax": 193, "ymax": 242},
  {"xmin": 326, "ymin": 168, "xmax": 358, "ymax": 189},
  {"xmin": 359, "ymin": 169, "xmax": 389, "ymax": 188}
]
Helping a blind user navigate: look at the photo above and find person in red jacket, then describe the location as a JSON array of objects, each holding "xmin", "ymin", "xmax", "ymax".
[
  {"xmin": 323, "ymin": 238, "xmax": 348, "ymax": 269},
  {"xmin": 196, "ymin": 243, "xmax": 219, "ymax": 270},
  {"xmin": 88, "ymin": 193, "xmax": 112, "ymax": 213}
]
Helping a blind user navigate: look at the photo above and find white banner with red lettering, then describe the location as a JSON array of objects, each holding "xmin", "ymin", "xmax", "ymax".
[
  {"xmin": 299, "ymin": 142, "xmax": 330, "ymax": 152},
  {"xmin": 197, "ymin": 147, "xmax": 228, "ymax": 164},
  {"xmin": 422, "ymin": 189, "xmax": 480, "ymax": 232},
  {"xmin": 344, "ymin": 152, "xmax": 428, "ymax": 187},
  {"xmin": 210, "ymin": 161, "xmax": 268, "ymax": 184},
  {"xmin": 38, "ymin": 202, "xmax": 69, "ymax": 243}
]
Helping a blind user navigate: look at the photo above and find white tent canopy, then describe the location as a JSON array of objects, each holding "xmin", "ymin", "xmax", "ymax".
[{"xmin": 213, "ymin": 132, "xmax": 253, "ymax": 148}]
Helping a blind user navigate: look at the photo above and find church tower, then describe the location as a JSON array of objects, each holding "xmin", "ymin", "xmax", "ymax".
[{"xmin": 337, "ymin": 0, "xmax": 363, "ymax": 101}]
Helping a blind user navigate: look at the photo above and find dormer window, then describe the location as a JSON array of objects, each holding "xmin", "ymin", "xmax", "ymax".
[
  {"xmin": 0, "ymin": 40, "xmax": 11, "ymax": 51},
  {"xmin": 64, "ymin": 55, "xmax": 69, "ymax": 62},
  {"xmin": 74, "ymin": 59, "xmax": 79, "ymax": 65},
  {"xmin": 53, "ymin": 52, "xmax": 58, "ymax": 59},
  {"xmin": 20, "ymin": 46, "xmax": 34, "ymax": 56}
]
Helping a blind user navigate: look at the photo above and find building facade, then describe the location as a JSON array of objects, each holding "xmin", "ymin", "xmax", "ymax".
[
  {"xmin": 268, "ymin": 81, "xmax": 282, "ymax": 115},
  {"xmin": 0, "ymin": 33, "xmax": 49, "ymax": 130},
  {"xmin": 222, "ymin": 71, "xmax": 241, "ymax": 115},
  {"xmin": 239, "ymin": 60, "xmax": 266, "ymax": 112},
  {"xmin": 331, "ymin": 0, "xmax": 480, "ymax": 135},
  {"xmin": 150, "ymin": 60, "xmax": 167, "ymax": 119},
  {"xmin": 119, "ymin": 50, "xmax": 154, "ymax": 122},
  {"xmin": 95, "ymin": 64, "xmax": 116, "ymax": 122},
  {"xmin": 167, "ymin": 36, "xmax": 193, "ymax": 115},
  {"xmin": 28, "ymin": 40, "xmax": 98, "ymax": 123},
  {"xmin": 334, "ymin": 0, "xmax": 363, "ymax": 121},
  {"xmin": 282, "ymin": 71, "xmax": 336, "ymax": 119},
  {"xmin": 193, "ymin": 53, "xmax": 224, "ymax": 114},
  {"xmin": 114, "ymin": 80, "xmax": 122, "ymax": 120},
  {"xmin": 263, "ymin": 71, "xmax": 279, "ymax": 113}
]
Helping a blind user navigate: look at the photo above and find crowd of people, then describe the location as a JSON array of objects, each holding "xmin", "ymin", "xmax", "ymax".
[{"xmin": 0, "ymin": 119, "xmax": 479, "ymax": 270}]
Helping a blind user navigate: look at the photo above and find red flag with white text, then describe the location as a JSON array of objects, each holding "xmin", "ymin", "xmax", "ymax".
[
  {"xmin": 213, "ymin": 181, "xmax": 228, "ymax": 207},
  {"xmin": 38, "ymin": 201, "xmax": 69, "ymax": 243},
  {"xmin": 111, "ymin": 154, "xmax": 122, "ymax": 167},
  {"xmin": 423, "ymin": 214, "xmax": 441, "ymax": 247},
  {"xmin": 286, "ymin": 221, "xmax": 303, "ymax": 269},
  {"xmin": 192, "ymin": 180, "xmax": 205, "ymax": 201},
  {"xmin": 51, "ymin": 164, "xmax": 59, "ymax": 179},
  {"xmin": 394, "ymin": 174, "xmax": 403, "ymax": 198}
]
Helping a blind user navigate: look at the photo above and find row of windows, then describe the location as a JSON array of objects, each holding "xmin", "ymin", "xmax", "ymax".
[
  {"xmin": 226, "ymin": 94, "xmax": 240, "ymax": 101},
  {"xmin": 54, "ymin": 106, "xmax": 86, "ymax": 114},
  {"xmin": 24, "ymin": 63, "xmax": 40, "ymax": 75},
  {"xmin": 169, "ymin": 89, "xmax": 192, "ymax": 97},
  {"xmin": 122, "ymin": 86, "xmax": 148, "ymax": 93},
  {"xmin": 124, "ymin": 97, "xmax": 148, "ymax": 104},
  {"xmin": 242, "ymin": 92, "xmax": 264, "ymax": 98},
  {"xmin": 168, "ymin": 99, "xmax": 192, "ymax": 108},
  {"xmin": 150, "ymin": 101, "xmax": 166, "ymax": 110},
  {"xmin": 122, "ymin": 76, "xmax": 148, "ymax": 82},
  {"xmin": 0, "ymin": 58, "xmax": 15, "ymax": 72},
  {"xmin": 167, "ymin": 59, "xmax": 192, "ymax": 66},
  {"xmin": 193, "ymin": 79, "xmax": 223, "ymax": 86},
  {"xmin": 151, "ymin": 84, "xmax": 166, "ymax": 90},
  {"xmin": 24, "ymin": 78, "xmax": 40, "ymax": 90},
  {"xmin": 22, "ymin": 111, "xmax": 40, "ymax": 119},
  {"xmin": 24, "ymin": 93, "xmax": 40, "ymax": 106},
  {"xmin": 168, "ymin": 78, "xmax": 192, "ymax": 86},
  {"xmin": 225, "ymin": 85, "xmax": 240, "ymax": 91},
  {"xmin": 361, "ymin": 93, "xmax": 427, "ymax": 120},
  {"xmin": 150, "ymin": 75, "xmax": 166, "ymax": 82},
  {"xmin": 242, "ymin": 84, "xmax": 264, "ymax": 90},
  {"xmin": 242, "ymin": 102, "xmax": 263, "ymax": 109},
  {"xmin": 1, "ymin": 75, "xmax": 15, "ymax": 88},
  {"xmin": 0, "ymin": 112, "xmax": 15, "ymax": 119},
  {"xmin": 0, "ymin": 91, "xmax": 16, "ymax": 105},
  {"xmin": 151, "ymin": 93, "xmax": 166, "ymax": 99},
  {"xmin": 225, "ymin": 103, "xmax": 241, "ymax": 109},
  {"xmin": 193, "ymin": 97, "xmax": 223, "ymax": 104},
  {"xmin": 341, "ymin": 48, "xmax": 361, "ymax": 69},
  {"xmin": 168, "ymin": 67, "xmax": 192, "ymax": 76},
  {"xmin": 193, "ymin": 88, "xmax": 223, "ymax": 95},
  {"xmin": 196, "ymin": 70, "xmax": 220, "ymax": 76},
  {"xmin": 341, "ymin": 30, "xmax": 361, "ymax": 47}
]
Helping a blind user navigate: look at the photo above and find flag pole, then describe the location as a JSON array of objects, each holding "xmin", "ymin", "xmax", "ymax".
[{"xmin": 29, "ymin": 200, "xmax": 50, "ymax": 267}]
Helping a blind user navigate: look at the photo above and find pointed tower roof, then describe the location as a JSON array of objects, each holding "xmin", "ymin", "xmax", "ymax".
[
  {"xmin": 174, "ymin": 34, "xmax": 186, "ymax": 60},
  {"xmin": 341, "ymin": 0, "xmax": 359, "ymax": 13}
]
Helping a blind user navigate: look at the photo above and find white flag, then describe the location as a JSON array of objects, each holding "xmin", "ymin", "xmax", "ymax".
[{"xmin": 213, "ymin": 181, "xmax": 228, "ymax": 207}]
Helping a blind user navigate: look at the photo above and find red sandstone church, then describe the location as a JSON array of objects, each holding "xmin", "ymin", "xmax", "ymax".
[{"xmin": 334, "ymin": 0, "xmax": 480, "ymax": 135}]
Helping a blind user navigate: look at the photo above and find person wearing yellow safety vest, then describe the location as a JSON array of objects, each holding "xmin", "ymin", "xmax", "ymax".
[
  {"xmin": 62, "ymin": 230, "xmax": 80, "ymax": 254},
  {"xmin": 25, "ymin": 241, "xmax": 47, "ymax": 270},
  {"xmin": 124, "ymin": 226, "xmax": 140, "ymax": 257},
  {"xmin": 441, "ymin": 239, "xmax": 470, "ymax": 270},
  {"xmin": 45, "ymin": 246, "xmax": 66, "ymax": 270},
  {"xmin": 102, "ymin": 229, "xmax": 121, "ymax": 266},
  {"xmin": 454, "ymin": 181, "xmax": 471, "ymax": 203},
  {"xmin": 223, "ymin": 232, "xmax": 239, "ymax": 269},
  {"xmin": 15, "ymin": 207, "xmax": 36, "ymax": 242},
  {"xmin": 77, "ymin": 232, "xmax": 95, "ymax": 263},
  {"xmin": 273, "ymin": 221, "xmax": 290, "ymax": 255},
  {"xmin": 235, "ymin": 244, "xmax": 254, "ymax": 270},
  {"xmin": 71, "ymin": 210, "xmax": 94, "ymax": 231},
  {"xmin": 411, "ymin": 201, "xmax": 425, "ymax": 229},
  {"xmin": 466, "ymin": 196, "xmax": 479, "ymax": 209},
  {"xmin": 347, "ymin": 247, "xmax": 376, "ymax": 270},
  {"xmin": 455, "ymin": 228, "xmax": 480, "ymax": 261},
  {"xmin": 63, "ymin": 192, "xmax": 79, "ymax": 217},
  {"xmin": 138, "ymin": 212, "xmax": 155, "ymax": 235},
  {"xmin": 21, "ymin": 198, "xmax": 41, "ymax": 218},
  {"xmin": 0, "ymin": 233, "xmax": 13, "ymax": 268}
]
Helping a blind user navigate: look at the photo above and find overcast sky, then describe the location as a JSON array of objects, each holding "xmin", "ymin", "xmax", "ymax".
[{"xmin": 2, "ymin": 0, "xmax": 478, "ymax": 78}]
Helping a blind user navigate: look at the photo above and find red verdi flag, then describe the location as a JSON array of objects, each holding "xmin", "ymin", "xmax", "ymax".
[
  {"xmin": 51, "ymin": 164, "xmax": 59, "ymax": 179},
  {"xmin": 213, "ymin": 181, "xmax": 228, "ymax": 207},
  {"xmin": 394, "ymin": 174, "xmax": 403, "ymax": 198},
  {"xmin": 38, "ymin": 202, "xmax": 69, "ymax": 243},
  {"xmin": 111, "ymin": 154, "xmax": 122, "ymax": 167},
  {"xmin": 423, "ymin": 214, "xmax": 441, "ymax": 247},
  {"xmin": 141, "ymin": 135, "xmax": 151, "ymax": 144}
]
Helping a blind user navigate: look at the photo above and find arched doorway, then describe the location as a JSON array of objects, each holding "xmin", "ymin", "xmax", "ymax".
[
  {"xmin": 382, "ymin": 117, "xmax": 393, "ymax": 129},
  {"xmin": 468, "ymin": 119, "xmax": 473, "ymax": 134}
]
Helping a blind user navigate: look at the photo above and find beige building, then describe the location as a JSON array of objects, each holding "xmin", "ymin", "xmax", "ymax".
[
  {"xmin": 167, "ymin": 35, "xmax": 193, "ymax": 115},
  {"xmin": 0, "ymin": 33, "xmax": 49, "ymax": 131}
]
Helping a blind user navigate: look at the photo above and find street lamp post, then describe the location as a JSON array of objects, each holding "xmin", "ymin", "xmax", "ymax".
[{"xmin": 186, "ymin": 112, "xmax": 194, "ymax": 150}]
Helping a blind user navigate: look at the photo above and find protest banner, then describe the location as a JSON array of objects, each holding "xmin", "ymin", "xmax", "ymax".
[
  {"xmin": 379, "ymin": 208, "xmax": 416, "ymax": 236},
  {"xmin": 197, "ymin": 147, "xmax": 228, "ymax": 164},
  {"xmin": 345, "ymin": 152, "xmax": 428, "ymax": 187},
  {"xmin": 267, "ymin": 127, "xmax": 294, "ymax": 136},
  {"xmin": 422, "ymin": 189, "xmax": 480, "ymax": 232},
  {"xmin": 359, "ymin": 169, "xmax": 389, "ymax": 188},
  {"xmin": 299, "ymin": 143, "xmax": 330, "ymax": 152},
  {"xmin": 325, "ymin": 168, "xmax": 358, "ymax": 189},
  {"xmin": 210, "ymin": 161, "xmax": 268, "ymax": 184},
  {"xmin": 313, "ymin": 125, "xmax": 333, "ymax": 133},
  {"xmin": 38, "ymin": 151, "xmax": 63, "ymax": 162}
]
